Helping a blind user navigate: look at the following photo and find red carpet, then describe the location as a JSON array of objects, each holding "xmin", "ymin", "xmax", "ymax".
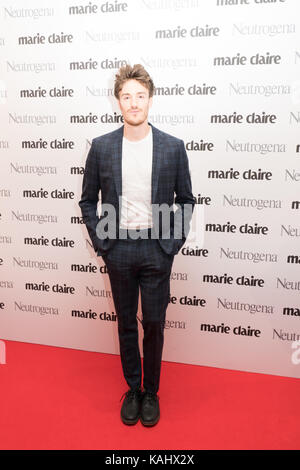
[{"xmin": 0, "ymin": 339, "xmax": 299, "ymax": 450}]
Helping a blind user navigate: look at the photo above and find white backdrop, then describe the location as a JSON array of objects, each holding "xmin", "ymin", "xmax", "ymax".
[{"xmin": 1, "ymin": 0, "xmax": 300, "ymax": 379}]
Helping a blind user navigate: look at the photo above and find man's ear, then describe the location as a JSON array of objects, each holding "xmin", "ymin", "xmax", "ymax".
[{"xmin": 149, "ymin": 96, "xmax": 153, "ymax": 108}]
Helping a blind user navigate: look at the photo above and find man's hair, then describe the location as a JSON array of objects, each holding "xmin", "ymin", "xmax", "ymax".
[{"xmin": 114, "ymin": 63, "xmax": 154, "ymax": 100}]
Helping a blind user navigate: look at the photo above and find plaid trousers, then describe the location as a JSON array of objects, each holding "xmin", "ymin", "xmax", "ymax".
[{"xmin": 102, "ymin": 229, "xmax": 174, "ymax": 394}]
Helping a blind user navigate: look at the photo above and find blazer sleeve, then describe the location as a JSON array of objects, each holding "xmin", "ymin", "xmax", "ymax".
[
  {"xmin": 173, "ymin": 140, "xmax": 195, "ymax": 246},
  {"xmin": 78, "ymin": 140, "xmax": 101, "ymax": 253}
]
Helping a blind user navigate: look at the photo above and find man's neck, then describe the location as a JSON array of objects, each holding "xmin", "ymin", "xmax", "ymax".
[{"xmin": 123, "ymin": 121, "xmax": 151, "ymax": 142}]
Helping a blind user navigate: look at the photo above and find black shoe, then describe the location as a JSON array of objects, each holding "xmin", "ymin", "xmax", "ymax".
[
  {"xmin": 120, "ymin": 388, "xmax": 142, "ymax": 425},
  {"xmin": 140, "ymin": 391, "xmax": 160, "ymax": 427}
]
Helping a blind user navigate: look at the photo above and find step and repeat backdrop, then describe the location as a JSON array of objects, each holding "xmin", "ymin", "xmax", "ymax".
[{"xmin": 0, "ymin": 0, "xmax": 300, "ymax": 379}]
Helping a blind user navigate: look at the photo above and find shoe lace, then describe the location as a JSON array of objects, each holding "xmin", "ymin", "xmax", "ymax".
[
  {"xmin": 143, "ymin": 391, "xmax": 159, "ymax": 404},
  {"xmin": 120, "ymin": 389, "xmax": 141, "ymax": 402}
]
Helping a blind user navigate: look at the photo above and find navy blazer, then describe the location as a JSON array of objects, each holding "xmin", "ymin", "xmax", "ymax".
[{"xmin": 79, "ymin": 122, "xmax": 195, "ymax": 256}]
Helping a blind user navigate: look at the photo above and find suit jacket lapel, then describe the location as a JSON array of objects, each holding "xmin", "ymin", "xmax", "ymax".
[
  {"xmin": 150, "ymin": 123, "xmax": 162, "ymax": 204},
  {"xmin": 111, "ymin": 122, "xmax": 162, "ymax": 203},
  {"xmin": 111, "ymin": 125, "xmax": 123, "ymax": 200}
]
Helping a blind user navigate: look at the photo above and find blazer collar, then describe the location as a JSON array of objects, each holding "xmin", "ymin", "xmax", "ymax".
[{"xmin": 112, "ymin": 122, "xmax": 162, "ymax": 204}]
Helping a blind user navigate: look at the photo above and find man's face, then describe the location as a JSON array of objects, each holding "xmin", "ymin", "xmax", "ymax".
[{"xmin": 118, "ymin": 79, "xmax": 153, "ymax": 127}]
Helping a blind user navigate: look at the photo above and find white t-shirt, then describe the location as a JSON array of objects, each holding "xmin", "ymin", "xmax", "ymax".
[{"xmin": 120, "ymin": 126, "xmax": 153, "ymax": 230}]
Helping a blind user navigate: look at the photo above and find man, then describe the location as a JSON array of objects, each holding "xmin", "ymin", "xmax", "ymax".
[{"xmin": 79, "ymin": 64, "xmax": 195, "ymax": 426}]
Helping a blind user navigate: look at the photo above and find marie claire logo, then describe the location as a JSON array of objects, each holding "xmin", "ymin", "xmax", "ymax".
[
  {"xmin": 287, "ymin": 255, "xmax": 300, "ymax": 264},
  {"xmin": 182, "ymin": 246, "xmax": 208, "ymax": 257},
  {"xmin": 155, "ymin": 24, "xmax": 220, "ymax": 39},
  {"xmin": 71, "ymin": 261, "xmax": 108, "ymax": 275},
  {"xmin": 200, "ymin": 322, "xmax": 261, "ymax": 338},
  {"xmin": 24, "ymin": 236, "xmax": 75, "ymax": 248},
  {"xmin": 70, "ymin": 112, "xmax": 123, "ymax": 124},
  {"xmin": 69, "ymin": 58, "xmax": 126, "ymax": 71},
  {"xmin": 18, "ymin": 32, "xmax": 73, "ymax": 45},
  {"xmin": 213, "ymin": 52, "xmax": 281, "ymax": 66},
  {"xmin": 26, "ymin": 281, "xmax": 75, "ymax": 294},
  {"xmin": 154, "ymin": 83, "xmax": 216, "ymax": 96},
  {"xmin": 210, "ymin": 112, "xmax": 277, "ymax": 124},
  {"xmin": 20, "ymin": 86, "xmax": 74, "ymax": 98},
  {"xmin": 68, "ymin": 2, "xmax": 128, "ymax": 14},
  {"xmin": 208, "ymin": 167, "xmax": 272, "ymax": 180},
  {"xmin": 205, "ymin": 221, "xmax": 269, "ymax": 235},
  {"xmin": 283, "ymin": 306, "xmax": 300, "ymax": 317},
  {"xmin": 194, "ymin": 194, "xmax": 211, "ymax": 205},
  {"xmin": 21, "ymin": 139, "xmax": 74, "ymax": 149},
  {"xmin": 291, "ymin": 201, "xmax": 300, "ymax": 210},
  {"xmin": 71, "ymin": 309, "xmax": 117, "ymax": 321},
  {"xmin": 168, "ymin": 294, "xmax": 206, "ymax": 307},
  {"xmin": 217, "ymin": 0, "xmax": 287, "ymax": 6},
  {"xmin": 71, "ymin": 215, "xmax": 84, "ymax": 226},
  {"xmin": 22, "ymin": 188, "xmax": 74, "ymax": 199},
  {"xmin": 202, "ymin": 273, "xmax": 264, "ymax": 288}
]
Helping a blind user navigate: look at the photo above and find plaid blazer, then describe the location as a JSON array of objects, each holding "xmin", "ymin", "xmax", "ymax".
[{"xmin": 79, "ymin": 122, "xmax": 195, "ymax": 256}]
